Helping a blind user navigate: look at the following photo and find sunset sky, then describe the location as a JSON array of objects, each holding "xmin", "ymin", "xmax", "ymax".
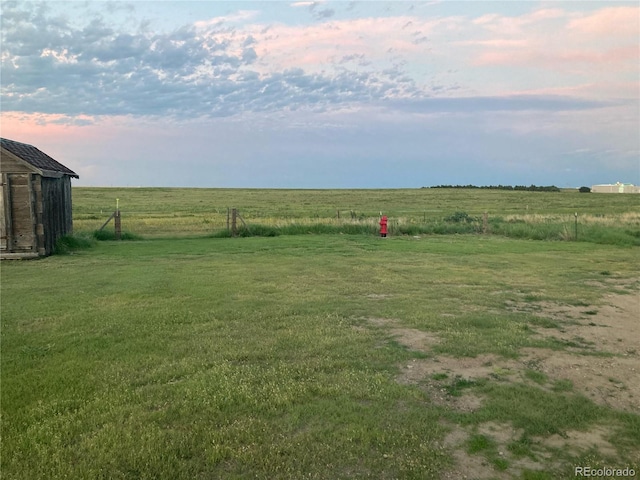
[{"xmin": 1, "ymin": 1, "xmax": 638, "ymax": 188}]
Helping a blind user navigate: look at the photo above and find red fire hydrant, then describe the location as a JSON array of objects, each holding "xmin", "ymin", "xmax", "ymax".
[{"xmin": 379, "ymin": 215, "xmax": 388, "ymax": 237}]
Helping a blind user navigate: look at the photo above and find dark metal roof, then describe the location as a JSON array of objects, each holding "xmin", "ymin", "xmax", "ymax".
[{"xmin": 1, "ymin": 138, "xmax": 79, "ymax": 178}]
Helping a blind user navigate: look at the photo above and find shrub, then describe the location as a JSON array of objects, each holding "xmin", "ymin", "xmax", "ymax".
[
  {"xmin": 92, "ymin": 230, "xmax": 143, "ymax": 241},
  {"xmin": 396, "ymin": 224, "xmax": 425, "ymax": 236},
  {"xmin": 237, "ymin": 224, "xmax": 279, "ymax": 237},
  {"xmin": 444, "ymin": 211, "xmax": 477, "ymax": 223},
  {"xmin": 281, "ymin": 224, "xmax": 338, "ymax": 235},
  {"xmin": 210, "ymin": 229, "xmax": 233, "ymax": 238},
  {"xmin": 579, "ymin": 186, "xmax": 591, "ymax": 193},
  {"xmin": 53, "ymin": 234, "xmax": 95, "ymax": 254}
]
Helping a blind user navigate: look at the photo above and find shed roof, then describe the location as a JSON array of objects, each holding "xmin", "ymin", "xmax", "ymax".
[{"xmin": 1, "ymin": 138, "xmax": 79, "ymax": 178}]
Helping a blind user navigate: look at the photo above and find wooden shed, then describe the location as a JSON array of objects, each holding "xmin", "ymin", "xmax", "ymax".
[{"xmin": 1, "ymin": 138, "xmax": 79, "ymax": 259}]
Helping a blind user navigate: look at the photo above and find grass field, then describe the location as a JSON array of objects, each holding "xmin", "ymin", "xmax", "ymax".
[
  {"xmin": 2, "ymin": 188, "xmax": 639, "ymax": 479},
  {"xmin": 71, "ymin": 187, "xmax": 640, "ymax": 244}
]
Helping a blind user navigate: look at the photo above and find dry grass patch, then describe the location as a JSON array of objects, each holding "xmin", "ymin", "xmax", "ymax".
[{"xmin": 503, "ymin": 212, "xmax": 640, "ymax": 227}]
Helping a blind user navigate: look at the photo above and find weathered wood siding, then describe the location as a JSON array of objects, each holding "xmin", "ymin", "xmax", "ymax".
[
  {"xmin": 5, "ymin": 173, "xmax": 37, "ymax": 253},
  {"xmin": 1, "ymin": 148, "xmax": 75, "ymax": 257},
  {"xmin": 41, "ymin": 176, "xmax": 73, "ymax": 255},
  {"xmin": 0, "ymin": 174, "xmax": 73, "ymax": 256},
  {"xmin": 0, "ymin": 151, "xmax": 32, "ymax": 174},
  {"xmin": 0, "ymin": 176, "xmax": 9, "ymax": 251}
]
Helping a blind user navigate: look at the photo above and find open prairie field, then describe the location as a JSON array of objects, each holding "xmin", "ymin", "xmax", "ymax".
[
  {"xmin": 72, "ymin": 187, "xmax": 640, "ymax": 241},
  {"xmin": 2, "ymin": 188, "xmax": 639, "ymax": 479}
]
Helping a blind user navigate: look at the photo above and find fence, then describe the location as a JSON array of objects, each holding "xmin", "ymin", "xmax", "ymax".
[
  {"xmin": 74, "ymin": 206, "xmax": 640, "ymax": 245},
  {"xmin": 83, "ymin": 208, "xmax": 495, "ymax": 238},
  {"xmin": 89, "ymin": 208, "xmax": 640, "ymax": 248}
]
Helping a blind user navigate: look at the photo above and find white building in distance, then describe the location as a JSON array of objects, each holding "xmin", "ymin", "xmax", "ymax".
[{"xmin": 591, "ymin": 182, "xmax": 640, "ymax": 194}]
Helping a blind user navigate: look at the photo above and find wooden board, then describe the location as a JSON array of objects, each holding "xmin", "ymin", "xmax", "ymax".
[
  {"xmin": 41, "ymin": 176, "xmax": 73, "ymax": 255},
  {"xmin": 0, "ymin": 252, "xmax": 39, "ymax": 260},
  {"xmin": 8, "ymin": 174, "xmax": 36, "ymax": 252},
  {"xmin": 0, "ymin": 150, "xmax": 34, "ymax": 174},
  {"xmin": 0, "ymin": 176, "xmax": 6, "ymax": 251},
  {"xmin": 1, "ymin": 174, "xmax": 12, "ymax": 252}
]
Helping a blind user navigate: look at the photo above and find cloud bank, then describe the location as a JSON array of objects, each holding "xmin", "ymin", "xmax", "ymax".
[{"xmin": 1, "ymin": 1, "xmax": 637, "ymax": 187}]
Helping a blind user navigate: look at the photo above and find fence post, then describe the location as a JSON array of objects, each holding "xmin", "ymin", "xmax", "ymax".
[
  {"xmin": 114, "ymin": 209, "xmax": 121, "ymax": 240},
  {"xmin": 232, "ymin": 208, "xmax": 238, "ymax": 237},
  {"xmin": 483, "ymin": 212, "xmax": 488, "ymax": 234},
  {"xmin": 574, "ymin": 212, "xmax": 578, "ymax": 241}
]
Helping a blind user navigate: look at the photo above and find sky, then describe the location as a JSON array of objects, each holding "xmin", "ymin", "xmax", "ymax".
[{"xmin": 1, "ymin": 1, "xmax": 638, "ymax": 188}]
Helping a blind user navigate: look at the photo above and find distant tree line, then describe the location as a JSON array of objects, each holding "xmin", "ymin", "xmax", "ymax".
[{"xmin": 427, "ymin": 184, "xmax": 561, "ymax": 192}]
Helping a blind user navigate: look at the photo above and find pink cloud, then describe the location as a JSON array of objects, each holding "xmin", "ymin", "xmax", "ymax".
[
  {"xmin": 567, "ymin": 6, "xmax": 639, "ymax": 37},
  {"xmin": 0, "ymin": 113, "xmax": 136, "ymax": 182},
  {"xmin": 198, "ymin": 15, "xmax": 441, "ymax": 74},
  {"xmin": 455, "ymin": 39, "xmax": 528, "ymax": 48},
  {"xmin": 1, "ymin": 113, "xmax": 93, "ymax": 142},
  {"xmin": 193, "ymin": 10, "xmax": 259, "ymax": 28},
  {"xmin": 505, "ymin": 81, "xmax": 640, "ymax": 101},
  {"xmin": 192, "ymin": 6, "xmax": 636, "ymax": 81},
  {"xmin": 472, "ymin": 8, "xmax": 566, "ymax": 35},
  {"xmin": 474, "ymin": 45, "xmax": 639, "ymax": 68},
  {"xmin": 467, "ymin": 6, "xmax": 638, "ymax": 73}
]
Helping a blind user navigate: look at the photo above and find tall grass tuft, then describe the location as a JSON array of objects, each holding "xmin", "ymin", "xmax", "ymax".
[
  {"xmin": 210, "ymin": 223, "xmax": 379, "ymax": 237},
  {"xmin": 92, "ymin": 230, "xmax": 143, "ymax": 241},
  {"xmin": 53, "ymin": 234, "xmax": 95, "ymax": 254},
  {"xmin": 238, "ymin": 224, "xmax": 279, "ymax": 237},
  {"xmin": 578, "ymin": 225, "xmax": 640, "ymax": 246},
  {"xmin": 204, "ymin": 217, "xmax": 639, "ymax": 245}
]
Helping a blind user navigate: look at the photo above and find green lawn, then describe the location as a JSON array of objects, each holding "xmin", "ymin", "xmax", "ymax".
[{"xmin": 2, "ymin": 232, "xmax": 639, "ymax": 479}]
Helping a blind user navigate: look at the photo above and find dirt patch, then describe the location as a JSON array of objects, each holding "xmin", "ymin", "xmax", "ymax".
[
  {"xmin": 397, "ymin": 354, "xmax": 517, "ymax": 413},
  {"xmin": 365, "ymin": 317, "xmax": 440, "ymax": 352},
  {"xmin": 439, "ymin": 424, "xmax": 511, "ymax": 480},
  {"xmin": 391, "ymin": 328, "xmax": 439, "ymax": 352},
  {"xmin": 368, "ymin": 292, "xmax": 639, "ymax": 412},
  {"xmin": 511, "ymin": 292, "xmax": 639, "ymax": 353},
  {"xmin": 360, "ymin": 289, "xmax": 639, "ymax": 476},
  {"xmin": 398, "ymin": 354, "xmax": 519, "ymax": 382},
  {"xmin": 397, "ymin": 361, "xmax": 485, "ymax": 412},
  {"xmin": 438, "ymin": 421, "xmax": 552, "ymax": 480},
  {"xmin": 516, "ymin": 291, "xmax": 640, "ymax": 413},
  {"xmin": 542, "ymin": 425, "xmax": 619, "ymax": 459},
  {"xmin": 519, "ymin": 348, "xmax": 639, "ymax": 413}
]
